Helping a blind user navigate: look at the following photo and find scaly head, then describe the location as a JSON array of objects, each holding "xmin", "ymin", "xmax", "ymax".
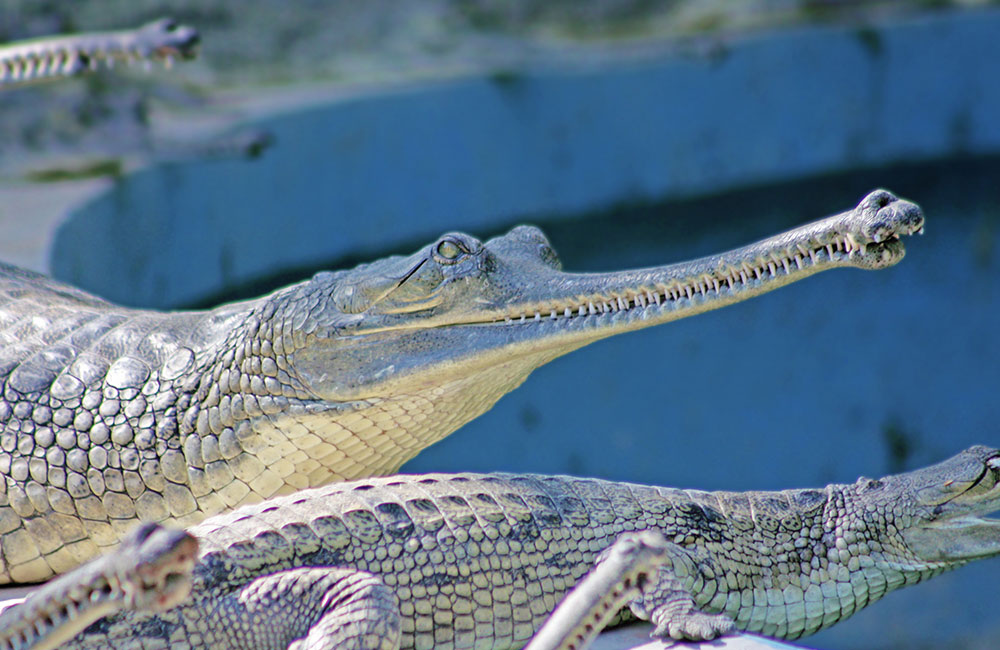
[
  {"xmin": 0, "ymin": 18, "xmax": 199, "ymax": 88},
  {"xmin": 232, "ymin": 189, "xmax": 923, "ymax": 479},
  {"xmin": 7, "ymin": 523, "xmax": 198, "ymax": 650},
  {"xmin": 889, "ymin": 445, "xmax": 1000, "ymax": 567},
  {"xmin": 128, "ymin": 18, "xmax": 201, "ymax": 63},
  {"xmin": 282, "ymin": 189, "xmax": 922, "ymax": 402},
  {"xmin": 115, "ymin": 522, "xmax": 199, "ymax": 612}
]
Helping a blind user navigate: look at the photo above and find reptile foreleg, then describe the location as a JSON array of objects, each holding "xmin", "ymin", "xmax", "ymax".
[
  {"xmin": 525, "ymin": 530, "xmax": 668, "ymax": 650},
  {"xmin": 209, "ymin": 568, "xmax": 400, "ymax": 650},
  {"xmin": 626, "ymin": 541, "xmax": 736, "ymax": 642}
]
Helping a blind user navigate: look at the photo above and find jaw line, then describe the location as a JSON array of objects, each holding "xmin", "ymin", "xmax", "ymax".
[
  {"xmin": 903, "ymin": 496, "xmax": 1000, "ymax": 563},
  {"xmin": 351, "ymin": 234, "xmax": 916, "ymax": 337}
]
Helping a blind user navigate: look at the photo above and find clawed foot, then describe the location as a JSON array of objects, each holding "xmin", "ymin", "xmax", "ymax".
[{"xmin": 651, "ymin": 608, "xmax": 735, "ymax": 644}]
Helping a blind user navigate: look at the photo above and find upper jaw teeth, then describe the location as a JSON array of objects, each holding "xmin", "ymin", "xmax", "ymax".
[{"xmin": 497, "ymin": 237, "xmax": 873, "ymax": 323}]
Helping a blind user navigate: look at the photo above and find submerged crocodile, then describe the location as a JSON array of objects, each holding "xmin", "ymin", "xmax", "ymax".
[
  {"xmin": 62, "ymin": 445, "xmax": 1000, "ymax": 649},
  {"xmin": 0, "ymin": 189, "xmax": 924, "ymax": 584},
  {"xmin": 0, "ymin": 522, "xmax": 196, "ymax": 650},
  {"xmin": 0, "ymin": 18, "xmax": 199, "ymax": 88}
]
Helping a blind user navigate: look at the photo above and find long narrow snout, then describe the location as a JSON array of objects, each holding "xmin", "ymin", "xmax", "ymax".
[{"xmin": 478, "ymin": 189, "xmax": 924, "ymax": 346}]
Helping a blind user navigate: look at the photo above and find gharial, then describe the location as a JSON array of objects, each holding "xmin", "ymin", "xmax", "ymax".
[
  {"xmin": 59, "ymin": 444, "xmax": 1000, "ymax": 649},
  {"xmin": 0, "ymin": 521, "xmax": 196, "ymax": 650},
  {"xmin": 0, "ymin": 17, "xmax": 199, "ymax": 88},
  {"xmin": 0, "ymin": 189, "xmax": 924, "ymax": 584}
]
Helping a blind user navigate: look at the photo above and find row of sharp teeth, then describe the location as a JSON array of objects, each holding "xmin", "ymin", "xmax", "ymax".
[
  {"xmin": 502, "ymin": 234, "xmax": 874, "ymax": 323},
  {"xmin": 0, "ymin": 50, "xmax": 175, "ymax": 83},
  {"xmin": 11, "ymin": 577, "xmax": 118, "ymax": 647}
]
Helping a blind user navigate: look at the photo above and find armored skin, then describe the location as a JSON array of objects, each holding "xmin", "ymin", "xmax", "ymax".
[
  {"xmin": 0, "ymin": 190, "xmax": 924, "ymax": 583},
  {"xmin": 63, "ymin": 446, "xmax": 1000, "ymax": 649}
]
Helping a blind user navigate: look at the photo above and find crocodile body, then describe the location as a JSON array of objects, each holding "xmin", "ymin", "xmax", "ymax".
[
  {"xmin": 64, "ymin": 445, "xmax": 1000, "ymax": 649},
  {"xmin": 0, "ymin": 190, "xmax": 925, "ymax": 584},
  {"xmin": 0, "ymin": 522, "xmax": 196, "ymax": 650},
  {"xmin": 0, "ymin": 18, "xmax": 199, "ymax": 88}
]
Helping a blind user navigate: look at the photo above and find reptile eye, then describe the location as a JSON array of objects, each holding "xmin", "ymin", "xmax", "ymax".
[{"xmin": 436, "ymin": 239, "xmax": 464, "ymax": 262}]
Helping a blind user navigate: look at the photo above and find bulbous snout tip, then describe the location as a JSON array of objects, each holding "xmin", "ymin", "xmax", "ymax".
[{"xmin": 858, "ymin": 189, "xmax": 926, "ymax": 242}]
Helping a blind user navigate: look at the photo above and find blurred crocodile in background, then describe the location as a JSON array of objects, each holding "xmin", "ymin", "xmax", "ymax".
[
  {"xmin": 0, "ymin": 18, "xmax": 199, "ymax": 88},
  {"xmin": 0, "ymin": 521, "xmax": 196, "ymax": 650},
  {"xmin": 61, "ymin": 445, "xmax": 1000, "ymax": 649},
  {"xmin": 0, "ymin": 189, "xmax": 924, "ymax": 584}
]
